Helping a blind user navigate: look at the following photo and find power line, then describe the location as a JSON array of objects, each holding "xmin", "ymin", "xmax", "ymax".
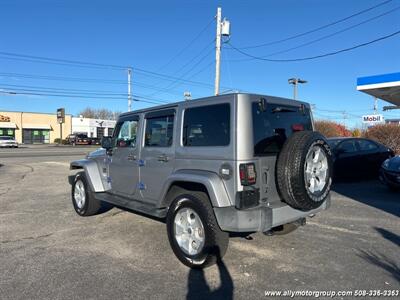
[
  {"xmin": 0, "ymin": 72, "xmax": 187, "ymax": 96},
  {"xmin": 237, "ymin": 0, "xmax": 393, "ymax": 49},
  {"xmin": 152, "ymin": 47, "xmax": 215, "ymax": 96},
  {"xmin": 228, "ymin": 5, "xmax": 400, "ymax": 61},
  {"xmin": 0, "ymin": 51, "xmax": 230, "ymax": 89},
  {"xmin": 0, "ymin": 72, "xmax": 127, "ymax": 84},
  {"xmin": 145, "ymin": 39, "xmax": 215, "ymax": 97},
  {"xmin": 0, "ymin": 90, "xmax": 165, "ymax": 105},
  {"xmin": 227, "ymin": 29, "xmax": 400, "ymax": 62},
  {"xmin": 0, "ymin": 85, "xmax": 168, "ymax": 104},
  {"xmin": 156, "ymin": 18, "xmax": 214, "ymax": 71},
  {"xmin": 0, "ymin": 52, "xmax": 127, "ymax": 70}
]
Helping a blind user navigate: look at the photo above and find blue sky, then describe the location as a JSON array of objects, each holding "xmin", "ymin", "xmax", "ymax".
[{"xmin": 0, "ymin": 0, "xmax": 399, "ymax": 127}]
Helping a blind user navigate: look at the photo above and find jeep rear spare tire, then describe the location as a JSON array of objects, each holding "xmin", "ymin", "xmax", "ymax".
[{"xmin": 276, "ymin": 131, "xmax": 332, "ymax": 211}]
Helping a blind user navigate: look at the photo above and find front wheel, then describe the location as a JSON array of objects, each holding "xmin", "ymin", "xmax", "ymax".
[
  {"xmin": 166, "ymin": 192, "xmax": 229, "ymax": 268},
  {"xmin": 72, "ymin": 172, "xmax": 103, "ymax": 216}
]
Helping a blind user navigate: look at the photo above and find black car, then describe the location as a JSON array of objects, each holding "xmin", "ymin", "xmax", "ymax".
[
  {"xmin": 66, "ymin": 133, "xmax": 90, "ymax": 146},
  {"xmin": 89, "ymin": 137, "xmax": 101, "ymax": 145},
  {"xmin": 327, "ymin": 137, "xmax": 394, "ymax": 180},
  {"xmin": 380, "ymin": 156, "xmax": 400, "ymax": 190}
]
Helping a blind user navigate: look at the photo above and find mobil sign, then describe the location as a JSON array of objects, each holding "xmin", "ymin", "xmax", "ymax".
[{"xmin": 362, "ymin": 114, "xmax": 385, "ymax": 124}]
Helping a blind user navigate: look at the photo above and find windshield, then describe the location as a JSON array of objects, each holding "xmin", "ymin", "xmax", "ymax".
[
  {"xmin": 0, "ymin": 136, "xmax": 13, "ymax": 140},
  {"xmin": 77, "ymin": 134, "xmax": 88, "ymax": 138},
  {"xmin": 252, "ymin": 102, "xmax": 313, "ymax": 156}
]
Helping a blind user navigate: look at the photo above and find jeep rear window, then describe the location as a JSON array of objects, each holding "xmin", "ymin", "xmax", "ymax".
[
  {"xmin": 183, "ymin": 103, "xmax": 230, "ymax": 147},
  {"xmin": 252, "ymin": 102, "xmax": 312, "ymax": 156}
]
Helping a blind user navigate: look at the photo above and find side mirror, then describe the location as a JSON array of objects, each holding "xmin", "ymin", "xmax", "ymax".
[{"xmin": 101, "ymin": 136, "xmax": 113, "ymax": 150}]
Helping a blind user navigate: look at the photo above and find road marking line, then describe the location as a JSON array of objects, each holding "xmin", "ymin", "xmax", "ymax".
[
  {"xmin": 43, "ymin": 161, "xmax": 70, "ymax": 167},
  {"xmin": 308, "ymin": 221, "xmax": 365, "ymax": 235}
]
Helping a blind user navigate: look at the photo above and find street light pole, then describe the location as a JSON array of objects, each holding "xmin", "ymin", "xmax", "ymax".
[{"xmin": 288, "ymin": 78, "xmax": 307, "ymax": 100}]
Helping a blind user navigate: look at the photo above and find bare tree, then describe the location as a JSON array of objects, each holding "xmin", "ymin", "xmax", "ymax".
[{"xmin": 78, "ymin": 108, "xmax": 120, "ymax": 120}]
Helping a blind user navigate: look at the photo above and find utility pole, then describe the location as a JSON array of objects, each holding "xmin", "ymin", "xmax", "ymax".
[
  {"xmin": 128, "ymin": 68, "xmax": 132, "ymax": 112},
  {"xmin": 214, "ymin": 8, "xmax": 231, "ymax": 96},
  {"xmin": 214, "ymin": 7, "xmax": 222, "ymax": 96},
  {"xmin": 288, "ymin": 78, "xmax": 307, "ymax": 100},
  {"xmin": 373, "ymin": 96, "xmax": 378, "ymax": 114}
]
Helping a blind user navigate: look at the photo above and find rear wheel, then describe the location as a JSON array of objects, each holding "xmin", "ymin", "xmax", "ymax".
[{"xmin": 166, "ymin": 192, "xmax": 229, "ymax": 268}]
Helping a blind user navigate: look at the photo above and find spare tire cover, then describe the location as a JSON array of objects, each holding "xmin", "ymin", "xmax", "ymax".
[{"xmin": 276, "ymin": 131, "xmax": 332, "ymax": 211}]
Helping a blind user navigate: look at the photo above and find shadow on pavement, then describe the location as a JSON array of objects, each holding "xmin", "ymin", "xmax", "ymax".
[
  {"xmin": 357, "ymin": 228, "xmax": 400, "ymax": 283},
  {"xmin": 375, "ymin": 227, "xmax": 400, "ymax": 247},
  {"xmin": 332, "ymin": 180, "xmax": 400, "ymax": 217},
  {"xmin": 186, "ymin": 247, "xmax": 233, "ymax": 300},
  {"xmin": 357, "ymin": 249, "xmax": 400, "ymax": 283}
]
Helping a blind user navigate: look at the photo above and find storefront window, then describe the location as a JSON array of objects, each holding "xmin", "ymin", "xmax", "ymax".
[
  {"xmin": 23, "ymin": 129, "xmax": 50, "ymax": 144},
  {"xmin": 0, "ymin": 128, "xmax": 15, "ymax": 137}
]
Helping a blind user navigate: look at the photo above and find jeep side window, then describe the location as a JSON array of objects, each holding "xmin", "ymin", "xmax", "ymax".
[
  {"xmin": 183, "ymin": 103, "xmax": 230, "ymax": 146},
  {"xmin": 144, "ymin": 115, "xmax": 174, "ymax": 147},
  {"xmin": 115, "ymin": 120, "xmax": 138, "ymax": 148}
]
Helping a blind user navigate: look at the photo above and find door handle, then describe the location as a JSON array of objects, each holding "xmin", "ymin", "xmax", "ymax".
[
  {"xmin": 157, "ymin": 154, "xmax": 169, "ymax": 162},
  {"xmin": 127, "ymin": 154, "xmax": 137, "ymax": 161}
]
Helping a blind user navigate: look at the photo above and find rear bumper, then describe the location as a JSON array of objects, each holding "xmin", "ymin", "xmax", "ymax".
[{"xmin": 214, "ymin": 195, "xmax": 330, "ymax": 232}]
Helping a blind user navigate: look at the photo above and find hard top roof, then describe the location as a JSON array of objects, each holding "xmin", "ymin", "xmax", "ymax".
[{"xmin": 119, "ymin": 93, "xmax": 310, "ymax": 118}]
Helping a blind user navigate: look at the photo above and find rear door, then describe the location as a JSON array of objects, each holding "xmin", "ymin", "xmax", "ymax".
[
  {"xmin": 251, "ymin": 101, "xmax": 313, "ymax": 204},
  {"xmin": 139, "ymin": 109, "xmax": 176, "ymax": 203},
  {"xmin": 109, "ymin": 115, "xmax": 140, "ymax": 198}
]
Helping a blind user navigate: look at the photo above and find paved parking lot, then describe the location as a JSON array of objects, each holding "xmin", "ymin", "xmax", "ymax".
[{"xmin": 0, "ymin": 147, "xmax": 399, "ymax": 299}]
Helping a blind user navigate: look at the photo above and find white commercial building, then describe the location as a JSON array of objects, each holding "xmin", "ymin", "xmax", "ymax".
[{"xmin": 72, "ymin": 117, "xmax": 116, "ymax": 138}]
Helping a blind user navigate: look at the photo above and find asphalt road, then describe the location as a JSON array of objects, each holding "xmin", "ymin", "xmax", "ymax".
[
  {"xmin": 0, "ymin": 145, "xmax": 97, "ymax": 163},
  {"xmin": 0, "ymin": 147, "xmax": 399, "ymax": 299}
]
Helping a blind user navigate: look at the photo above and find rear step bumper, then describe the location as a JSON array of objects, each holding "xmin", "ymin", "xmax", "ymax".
[{"xmin": 213, "ymin": 195, "xmax": 330, "ymax": 232}]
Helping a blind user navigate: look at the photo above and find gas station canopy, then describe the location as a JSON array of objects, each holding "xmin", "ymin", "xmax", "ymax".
[{"xmin": 357, "ymin": 72, "xmax": 400, "ymax": 106}]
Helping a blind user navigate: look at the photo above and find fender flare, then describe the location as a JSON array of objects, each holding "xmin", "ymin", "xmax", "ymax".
[
  {"xmin": 70, "ymin": 159, "xmax": 105, "ymax": 192},
  {"xmin": 160, "ymin": 170, "xmax": 233, "ymax": 208}
]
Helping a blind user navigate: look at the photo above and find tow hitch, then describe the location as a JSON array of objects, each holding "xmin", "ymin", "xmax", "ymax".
[{"xmin": 263, "ymin": 217, "xmax": 306, "ymax": 236}]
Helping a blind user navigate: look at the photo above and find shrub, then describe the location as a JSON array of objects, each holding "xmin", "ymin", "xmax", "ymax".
[
  {"xmin": 314, "ymin": 120, "xmax": 352, "ymax": 138},
  {"xmin": 352, "ymin": 128, "xmax": 362, "ymax": 137},
  {"xmin": 364, "ymin": 124, "xmax": 400, "ymax": 154},
  {"xmin": 54, "ymin": 138, "xmax": 68, "ymax": 145}
]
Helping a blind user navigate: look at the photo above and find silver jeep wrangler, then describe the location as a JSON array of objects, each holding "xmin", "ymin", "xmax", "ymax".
[{"xmin": 69, "ymin": 93, "xmax": 332, "ymax": 268}]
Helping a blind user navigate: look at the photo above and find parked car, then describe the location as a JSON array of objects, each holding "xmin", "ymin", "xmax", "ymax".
[
  {"xmin": 0, "ymin": 136, "xmax": 18, "ymax": 148},
  {"xmin": 66, "ymin": 134, "xmax": 90, "ymax": 146},
  {"xmin": 89, "ymin": 137, "xmax": 101, "ymax": 145},
  {"xmin": 69, "ymin": 93, "xmax": 333, "ymax": 268},
  {"xmin": 65, "ymin": 134, "xmax": 76, "ymax": 145},
  {"xmin": 327, "ymin": 137, "xmax": 394, "ymax": 180},
  {"xmin": 380, "ymin": 156, "xmax": 400, "ymax": 190}
]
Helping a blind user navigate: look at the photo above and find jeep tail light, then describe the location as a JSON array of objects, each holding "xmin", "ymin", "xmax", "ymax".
[
  {"xmin": 239, "ymin": 163, "xmax": 257, "ymax": 186},
  {"xmin": 292, "ymin": 124, "xmax": 304, "ymax": 132}
]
